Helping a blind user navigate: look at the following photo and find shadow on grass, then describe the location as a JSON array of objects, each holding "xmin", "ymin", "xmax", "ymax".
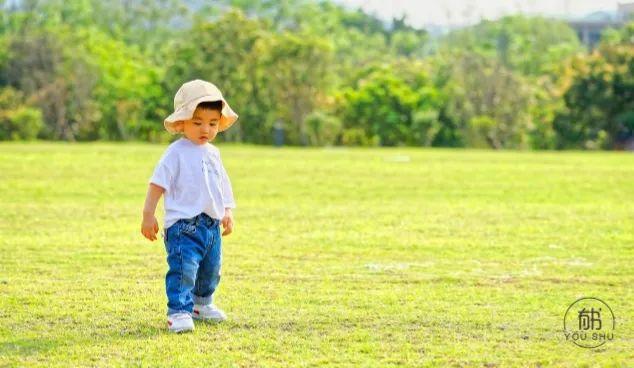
[{"xmin": 1, "ymin": 321, "xmax": 166, "ymax": 360}]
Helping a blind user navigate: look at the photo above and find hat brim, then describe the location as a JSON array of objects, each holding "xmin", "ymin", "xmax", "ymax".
[{"xmin": 164, "ymin": 96, "xmax": 238, "ymax": 134}]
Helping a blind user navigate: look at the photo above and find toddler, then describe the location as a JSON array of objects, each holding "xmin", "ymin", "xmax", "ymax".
[{"xmin": 141, "ymin": 79, "xmax": 238, "ymax": 333}]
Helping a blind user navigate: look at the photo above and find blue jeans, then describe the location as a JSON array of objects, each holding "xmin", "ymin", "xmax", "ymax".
[{"xmin": 163, "ymin": 212, "xmax": 222, "ymax": 316}]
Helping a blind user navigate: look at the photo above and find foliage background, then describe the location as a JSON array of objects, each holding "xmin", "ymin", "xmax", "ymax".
[{"xmin": 1, "ymin": 0, "xmax": 633, "ymax": 149}]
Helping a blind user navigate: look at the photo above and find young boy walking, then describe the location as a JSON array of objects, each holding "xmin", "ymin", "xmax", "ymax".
[{"xmin": 141, "ymin": 79, "xmax": 238, "ymax": 333}]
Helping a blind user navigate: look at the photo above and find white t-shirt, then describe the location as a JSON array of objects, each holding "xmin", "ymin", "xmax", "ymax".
[{"xmin": 149, "ymin": 137, "xmax": 236, "ymax": 229}]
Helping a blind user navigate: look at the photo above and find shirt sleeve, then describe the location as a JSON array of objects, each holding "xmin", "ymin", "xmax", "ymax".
[
  {"xmin": 149, "ymin": 150, "xmax": 176, "ymax": 194},
  {"xmin": 219, "ymin": 159, "xmax": 236, "ymax": 209}
]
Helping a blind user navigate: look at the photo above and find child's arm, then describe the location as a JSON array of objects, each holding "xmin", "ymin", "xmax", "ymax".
[
  {"xmin": 219, "ymin": 158, "xmax": 236, "ymax": 236},
  {"xmin": 141, "ymin": 183, "xmax": 165, "ymax": 241}
]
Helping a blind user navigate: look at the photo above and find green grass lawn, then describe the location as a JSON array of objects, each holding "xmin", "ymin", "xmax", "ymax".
[{"xmin": 1, "ymin": 142, "xmax": 633, "ymax": 367}]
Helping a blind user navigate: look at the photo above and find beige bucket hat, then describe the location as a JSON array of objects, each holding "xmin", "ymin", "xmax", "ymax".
[{"xmin": 164, "ymin": 79, "xmax": 238, "ymax": 134}]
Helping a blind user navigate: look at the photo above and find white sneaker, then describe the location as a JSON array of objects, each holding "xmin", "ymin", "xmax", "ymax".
[
  {"xmin": 167, "ymin": 312, "xmax": 194, "ymax": 333},
  {"xmin": 192, "ymin": 304, "xmax": 227, "ymax": 322}
]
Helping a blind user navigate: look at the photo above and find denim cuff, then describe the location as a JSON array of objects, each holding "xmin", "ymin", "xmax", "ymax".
[
  {"xmin": 193, "ymin": 295, "xmax": 212, "ymax": 305},
  {"xmin": 167, "ymin": 309, "xmax": 191, "ymax": 316}
]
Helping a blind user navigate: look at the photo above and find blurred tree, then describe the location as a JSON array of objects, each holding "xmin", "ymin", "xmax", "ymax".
[
  {"xmin": 388, "ymin": 15, "xmax": 428, "ymax": 58},
  {"xmin": 440, "ymin": 16, "xmax": 582, "ymax": 76},
  {"xmin": 554, "ymin": 45, "xmax": 634, "ymax": 149},
  {"xmin": 601, "ymin": 22, "xmax": 634, "ymax": 46},
  {"xmin": 75, "ymin": 27, "xmax": 165, "ymax": 140},
  {"xmin": 255, "ymin": 31, "xmax": 334, "ymax": 145},
  {"xmin": 9, "ymin": 0, "xmax": 189, "ymax": 55},
  {"xmin": 526, "ymin": 75, "xmax": 561, "ymax": 149},
  {"xmin": 440, "ymin": 52, "xmax": 532, "ymax": 148},
  {"xmin": 336, "ymin": 61, "xmax": 441, "ymax": 146},
  {"xmin": 1, "ymin": 29, "xmax": 100, "ymax": 140}
]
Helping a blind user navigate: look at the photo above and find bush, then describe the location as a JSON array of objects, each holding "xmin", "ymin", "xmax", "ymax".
[
  {"xmin": 340, "ymin": 128, "xmax": 379, "ymax": 146},
  {"xmin": 305, "ymin": 111, "xmax": 342, "ymax": 146},
  {"xmin": 0, "ymin": 87, "xmax": 44, "ymax": 140}
]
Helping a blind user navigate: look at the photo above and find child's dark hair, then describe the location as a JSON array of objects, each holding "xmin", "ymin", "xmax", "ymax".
[{"xmin": 197, "ymin": 100, "xmax": 223, "ymax": 112}]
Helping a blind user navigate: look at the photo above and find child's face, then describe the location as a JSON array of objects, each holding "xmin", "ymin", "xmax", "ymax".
[{"xmin": 179, "ymin": 107, "xmax": 221, "ymax": 145}]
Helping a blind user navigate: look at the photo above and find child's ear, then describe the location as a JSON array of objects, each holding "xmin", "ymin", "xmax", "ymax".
[{"xmin": 174, "ymin": 121, "xmax": 184, "ymax": 132}]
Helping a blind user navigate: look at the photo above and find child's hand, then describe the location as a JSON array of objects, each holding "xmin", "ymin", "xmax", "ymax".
[
  {"xmin": 141, "ymin": 214, "xmax": 159, "ymax": 241},
  {"xmin": 221, "ymin": 208, "xmax": 234, "ymax": 236}
]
